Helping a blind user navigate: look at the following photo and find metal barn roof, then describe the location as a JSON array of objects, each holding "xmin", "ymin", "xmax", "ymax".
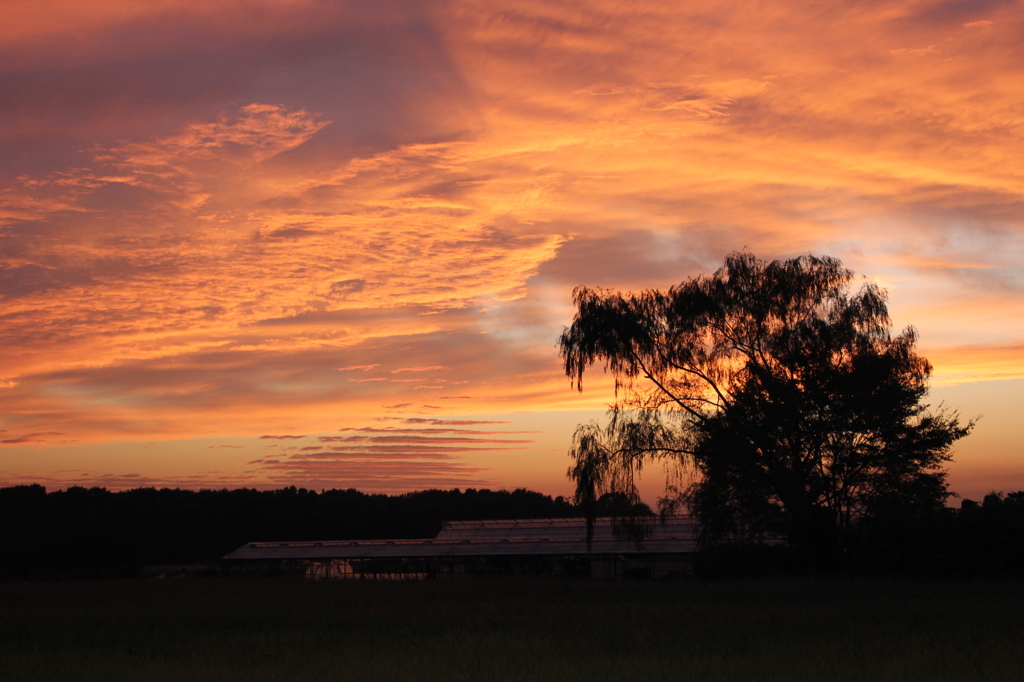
[
  {"xmin": 223, "ymin": 516, "xmax": 697, "ymax": 562},
  {"xmin": 436, "ymin": 516, "xmax": 697, "ymax": 542}
]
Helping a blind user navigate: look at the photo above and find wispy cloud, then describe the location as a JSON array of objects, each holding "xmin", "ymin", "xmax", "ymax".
[
  {"xmin": 1, "ymin": 0, "xmax": 1022, "ymax": 494},
  {"xmin": 242, "ymin": 419, "xmax": 535, "ymax": 489},
  {"xmin": 0, "ymin": 432, "xmax": 66, "ymax": 445}
]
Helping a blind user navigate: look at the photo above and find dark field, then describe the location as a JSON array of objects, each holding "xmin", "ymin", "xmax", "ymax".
[{"xmin": 1, "ymin": 578, "xmax": 1022, "ymax": 681}]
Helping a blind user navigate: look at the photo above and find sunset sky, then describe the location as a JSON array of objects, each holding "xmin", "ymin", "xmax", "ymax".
[{"xmin": 1, "ymin": 0, "xmax": 1022, "ymax": 501}]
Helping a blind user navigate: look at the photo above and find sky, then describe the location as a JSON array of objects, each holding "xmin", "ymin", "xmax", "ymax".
[{"xmin": 1, "ymin": 0, "xmax": 1022, "ymax": 502}]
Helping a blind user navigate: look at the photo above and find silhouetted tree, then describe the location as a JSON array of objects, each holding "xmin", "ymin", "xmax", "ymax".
[{"xmin": 559, "ymin": 252, "xmax": 972, "ymax": 564}]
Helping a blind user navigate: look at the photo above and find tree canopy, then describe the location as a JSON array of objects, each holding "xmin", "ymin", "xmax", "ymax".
[{"xmin": 559, "ymin": 253, "xmax": 972, "ymax": 560}]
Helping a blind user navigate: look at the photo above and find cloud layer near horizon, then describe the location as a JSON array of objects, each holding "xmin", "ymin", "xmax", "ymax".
[{"xmin": 1, "ymin": 0, "xmax": 1023, "ymax": 491}]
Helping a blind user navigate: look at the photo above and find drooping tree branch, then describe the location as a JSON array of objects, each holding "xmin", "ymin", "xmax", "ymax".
[{"xmin": 559, "ymin": 252, "xmax": 974, "ymax": 558}]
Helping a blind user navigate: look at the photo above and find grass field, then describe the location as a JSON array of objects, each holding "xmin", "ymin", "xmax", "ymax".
[{"xmin": 1, "ymin": 577, "xmax": 1022, "ymax": 681}]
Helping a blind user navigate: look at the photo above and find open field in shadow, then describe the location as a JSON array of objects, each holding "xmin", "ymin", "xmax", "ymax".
[{"xmin": 2, "ymin": 578, "xmax": 1022, "ymax": 681}]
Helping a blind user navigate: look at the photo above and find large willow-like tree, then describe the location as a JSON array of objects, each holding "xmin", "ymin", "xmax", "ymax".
[{"xmin": 559, "ymin": 253, "xmax": 971, "ymax": 555}]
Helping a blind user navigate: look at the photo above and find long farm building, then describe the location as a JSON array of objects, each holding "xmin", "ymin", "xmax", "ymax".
[{"xmin": 223, "ymin": 516, "xmax": 697, "ymax": 580}]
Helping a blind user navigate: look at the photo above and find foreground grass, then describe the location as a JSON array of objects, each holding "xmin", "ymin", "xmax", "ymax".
[{"xmin": 1, "ymin": 577, "xmax": 1022, "ymax": 681}]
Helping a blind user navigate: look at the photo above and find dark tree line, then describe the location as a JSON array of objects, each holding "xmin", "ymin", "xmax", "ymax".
[
  {"xmin": 1, "ymin": 483, "xmax": 1020, "ymax": 580},
  {"xmin": 1, "ymin": 485, "xmax": 625, "ymax": 580},
  {"xmin": 696, "ymin": 493, "xmax": 1024, "ymax": 578},
  {"xmin": 852, "ymin": 491, "xmax": 1024, "ymax": 576}
]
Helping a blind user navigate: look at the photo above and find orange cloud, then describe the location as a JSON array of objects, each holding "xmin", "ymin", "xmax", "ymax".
[
  {"xmin": 927, "ymin": 343, "xmax": 1024, "ymax": 385},
  {"xmin": 1, "ymin": 0, "xmax": 1022, "ymax": 496}
]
